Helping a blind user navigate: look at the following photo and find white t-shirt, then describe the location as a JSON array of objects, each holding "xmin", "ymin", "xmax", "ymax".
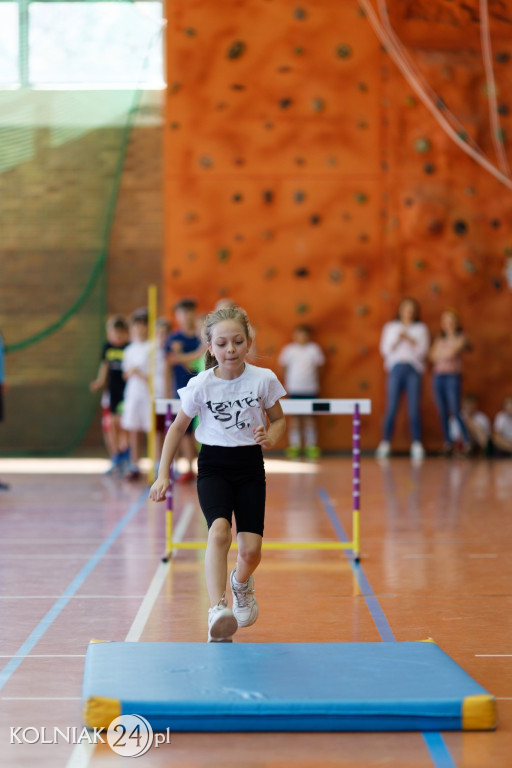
[
  {"xmin": 379, "ymin": 321, "xmax": 430, "ymax": 373},
  {"xmin": 494, "ymin": 411, "xmax": 512, "ymax": 443},
  {"xmin": 178, "ymin": 363, "xmax": 287, "ymax": 447},
  {"xmin": 278, "ymin": 342, "xmax": 325, "ymax": 394},
  {"xmin": 122, "ymin": 340, "xmax": 150, "ymax": 403}
]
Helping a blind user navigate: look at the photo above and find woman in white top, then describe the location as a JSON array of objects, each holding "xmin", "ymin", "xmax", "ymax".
[
  {"xmin": 150, "ymin": 306, "xmax": 286, "ymax": 642},
  {"xmin": 376, "ymin": 298, "xmax": 430, "ymax": 460}
]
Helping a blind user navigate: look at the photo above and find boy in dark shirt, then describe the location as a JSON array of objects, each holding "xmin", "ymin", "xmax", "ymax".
[
  {"xmin": 90, "ymin": 316, "xmax": 130, "ymax": 474},
  {"xmin": 165, "ymin": 299, "xmax": 204, "ymax": 482}
]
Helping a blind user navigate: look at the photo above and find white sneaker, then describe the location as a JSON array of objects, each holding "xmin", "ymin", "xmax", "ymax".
[
  {"xmin": 375, "ymin": 440, "xmax": 391, "ymax": 459},
  {"xmin": 230, "ymin": 568, "xmax": 258, "ymax": 627},
  {"xmin": 410, "ymin": 441, "xmax": 425, "ymax": 460},
  {"xmin": 207, "ymin": 596, "xmax": 238, "ymax": 642}
]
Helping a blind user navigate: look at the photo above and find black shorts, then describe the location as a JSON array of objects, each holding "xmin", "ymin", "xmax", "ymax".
[{"xmin": 197, "ymin": 444, "xmax": 266, "ymax": 536}]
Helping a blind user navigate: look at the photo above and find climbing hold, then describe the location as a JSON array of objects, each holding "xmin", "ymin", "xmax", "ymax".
[
  {"xmin": 358, "ymin": 381, "xmax": 369, "ymax": 391},
  {"xmin": 233, "ymin": 157, "xmax": 246, "ymax": 166},
  {"xmin": 329, "ymin": 269, "xmax": 344, "ymax": 283},
  {"xmin": 336, "ymin": 44, "xmax": 352, "ymax": 59},
  {"xmin": 465, "ymin": 186, "xmax": 476, "ymax": 196},
  {"xmin": 498, "ymin": 104, "xmax": 509, "ymax": 116},
  {"xmin": 187, "ymin": 252, "xmax": 197, "ymax": 261},
  {"xmin": 424, "ymin": 163, "xmax": 436, "ymax": 174},
  {"xmin": 353, "ymin": 192, "xmax": 368, "ymax": 204},
  {"xmin": 404, "ymin": 95, "xmax": 417, "ymax": 107},
  {"xmin": 357, "ymin": 120, "xmax": 369, "ymax": 130},
  {"xmin": 326, "ymin": 156, "xmax": 338, "ymax": 166},
  {"xmin": 404, "ymin": 197, "xmax": 414, "ymax": 207},
  {"xmin": 414, "ymin": 260, "xmax": 427, "ymax": 270},
  {"xmin": 217, "ymin": 248, "xmax": 230, "ymax": 262},
  {"xmin": 463, "ymin": 259, "xmax": 477, "ymax": 274},
  {"xmin": 227, "ymin": 40, "xmax": 246, "ymax": 59},
  {"xmin": 265, "ymin": 268, "xmax": 277, "ymax": 279},
  {"xmin": 170, "ymin": 122, "xmax": 180, "ymax": 130},
  {"xmin": 296, "ymin": 303, "xmax": 310, "ymax": 314},
  {"xmin": 231, "ymin": 84, "xmax": 245, "ymax": 91},
  {"xmin": 358, "ymin": 82, "xmax": 368, "ymax": 92},
  {"xmin": 312, "ymin": 98, "xmax": 325, "ymax": 112},
  {"xmin": 232, "ymin": 193, "xmax": 244, "ymax": 203},
  {"xmin": 169, "ymin": 82, "xmax": 181, "ymax": 94},
  {"xmin": 436, "ymin": 97, "xmax": 446, "ymax": 110},
  {"xmin": 295, "ymin": 267, "xmax": 309, "ymax": 278},
  {"xmin": 171, "ymin": 269, "xmax": 181, "ymax": 278},
  {"xmin": 359, "ymin": 233, "xmax": 369, "ymax": 243},
  {"xmin": 359, "ymin": 346, "xmax": 369, "ymax": 356},
  {"xmin": 184, "ymin": 28, "xmax": 196, "ymax": 36},
  {"xmin": 492, "ymin": 277, "xmax": 503, "ymax": 290},
  {"xmin": 264, "ymin": 122, "xmax": 274, "ymax": 130},
  {"xmin": 294, "ymin": 190, "xmax": 306, "ymax": 203},
  {"xmin": 414, "ymin": 137, "xmax": 431, "ymax": 154},
  {"xmin": 310, "ymin": 214, "xmax": 322, "ymax": 226},
  {"xmin": 431, "ymin": 283, "xmax": 440, "ymax": 294},
  {"xmin": 293, "ymin": 46, "xmax": 305, "ymax": 56},
  {"xmin": 199, "ymin": 155, "xmax": 213, "ymax": 169},
  {"xmin": 263, "ymin": 190, "xmax": 274, "ymax": 204},
  {"xmin": 490, "ymin": 219, "xmax": 501, "ymax": 228},
  {"xmin": 453, "ymin": 220, "xmax": 468, "ymax": 236},
  {"xmin": 279, "ymin": 98, "xmax": 293, "ymax": 109},
  {"xmin": 355, "ymin": 305, "xmax": 369, "ymax": 316},
  {"xmin": 495, "ymin": 51, "xmax": 510, "ymax": 63},
  {"xmin": 457, "ymin": 130, "xmax": 468, "ymax": 142},
  {"xmin": 294, "ymin": 156, "xmax": 306, "ymax": 165},
  {"xmin": 428, "ymin": 219, "xmax": 444, "ymax": 235},
  {"xmin": 294, "ymin": 7, "xmax": 307, "ymax": 20}
]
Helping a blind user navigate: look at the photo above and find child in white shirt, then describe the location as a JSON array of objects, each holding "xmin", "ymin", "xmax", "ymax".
[{"xmin": 278, "ymin": 325, "xmax": 325, "ymax": 458}]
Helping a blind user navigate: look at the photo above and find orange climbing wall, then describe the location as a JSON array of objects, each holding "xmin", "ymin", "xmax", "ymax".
[{"xmin": 163, "ymin": 0, "xmax": 512, "ymax": 452}]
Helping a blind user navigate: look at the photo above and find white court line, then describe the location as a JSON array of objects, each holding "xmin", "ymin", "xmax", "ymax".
[
  {"xmin": 65, "ymin": 502, "xmax": 195, "ymax": 768},
  {"xmin": 475, "ymin": 654, "xmax": 512, "ymax": 657}
]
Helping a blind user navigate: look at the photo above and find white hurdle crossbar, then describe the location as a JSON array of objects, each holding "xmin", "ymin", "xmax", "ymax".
[{"xmin": 154, "ymin": 398, "xmax": 371, "ymax": 562}]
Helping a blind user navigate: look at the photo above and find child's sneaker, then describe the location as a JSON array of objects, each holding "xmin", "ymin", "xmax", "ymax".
[
  {"xmin": 208, "ymin": 596, "xmax": 238, "ymax": 642},
  {"xmin": 375, "ymin": 440, "xmax": 391, "ymax": 459},
  {"xmin": 285, "ymin": 445, "xmax": 301, "ymax": 458},
  {"xmin": 230, "ymin": 568, "xmax": 258, "ymax": 627},
  {"xmin": 304, "ymin": 445, "xmax": 321, "ymax": 459},
  {"xmin": 410, "ymin": 441, "xmax": 425, "ymax": 461}
]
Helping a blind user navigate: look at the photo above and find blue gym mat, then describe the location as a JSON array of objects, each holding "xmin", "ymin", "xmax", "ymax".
[{"xmin": 82, "ymin": 641, "xmax": 496, "ymax": 732}]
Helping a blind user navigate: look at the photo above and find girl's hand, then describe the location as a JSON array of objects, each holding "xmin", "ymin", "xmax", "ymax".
[
  {"xmin": 254, "ymin": 425, "xmax": 273, "ymax": 449},
  {"xmin": 149, "ymin": 476, "xmax": 170, "ymax": 502}
]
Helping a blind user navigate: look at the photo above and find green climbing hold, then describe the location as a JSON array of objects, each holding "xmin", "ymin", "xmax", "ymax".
[
  {"xmin": 353, "ymin": 192, "xmax": 368, "ymax": 204},
  {"xmin": 312, "ymin": 98, "xmax": 325, "ymax": 112},
  {"xmin": 336, "ymin": 44, "xmax": 352, "ymax": 59},
  {"xmin": 296, "ymin": 303, "xmax": 309, "ymax": 314},
  {"xmin": 227, "ymin": 41, "xmax": 246, "ymax": 59},
  {"xmin": 414, "ymin": 137, "xmax": 431, "ymax": 154},
  {"xmin": 218, "ymin": 248, "xmax": 230, "ymax": 262}
]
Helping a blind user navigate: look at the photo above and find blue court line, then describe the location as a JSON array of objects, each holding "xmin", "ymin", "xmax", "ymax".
[
  {"xmin": 0, "ymin": 488, "xmax": 148, "ymax": 692},
  {"xmin": 318, "ymin": 486, "xmax": 458, "ymax": 768}
]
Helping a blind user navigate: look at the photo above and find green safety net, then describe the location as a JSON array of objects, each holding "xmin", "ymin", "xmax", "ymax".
[{"xmin": 0, "ymin": 0, "xmax": 164, "ymax": 455}]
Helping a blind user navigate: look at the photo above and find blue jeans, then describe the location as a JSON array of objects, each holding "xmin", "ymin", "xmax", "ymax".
[
  {"xmin": 432, "ymin": 373, "xmax": 469, "ymax": 444},
  {"xmin": 383, "ymin": 363, "xmax": 422, "ymax": 443}
]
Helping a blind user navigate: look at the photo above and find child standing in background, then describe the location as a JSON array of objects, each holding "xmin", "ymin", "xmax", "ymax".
[
  {"xmin": 150, "ymin": 306, "xmax": 286, "ymax": 642},
  {"xmin": 121, "ymin": 309, "xmax": 151, "ymax": 480},
  {"xmin": 90, "ymin": 316, "xmax": 130, "ymax": 474},
  {"xmin": 154, "ymin": 317, "xmax": 171, "ymax": 463},
  {"xmin": 166, "ymin": 299, "xmax": 204, "ymax": 482},
  {"xmin": 278, "ymin": 325, "xmax": 325, "ymax": 458}
]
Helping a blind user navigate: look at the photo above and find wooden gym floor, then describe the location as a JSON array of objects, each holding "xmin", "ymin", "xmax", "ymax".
[{"xmin": 0, "ymin": 454, "xmax": 511, "ymax": 767}]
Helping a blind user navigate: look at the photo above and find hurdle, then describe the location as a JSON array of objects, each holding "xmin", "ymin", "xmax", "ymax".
[{"xmin": 154, "ymin": 398, "xmax": 371, "ymax": 563}]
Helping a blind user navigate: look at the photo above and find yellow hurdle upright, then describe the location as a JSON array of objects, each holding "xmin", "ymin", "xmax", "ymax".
[{"xmin": 157, "ymin": 398, "xmax": 371, "ymax": 562}]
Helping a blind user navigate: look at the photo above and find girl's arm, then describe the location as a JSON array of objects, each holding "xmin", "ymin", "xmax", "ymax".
[
  {"xmin": 90, "ymin": 361, "xmax": 108, "ymax": 392},
  {"xmin": 254, "ymin": 401, "xmax": 286, "ymax": 449},
  {"xmin": 149, "ymin": 409, "xmax": 193, "ymax": 500}
]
